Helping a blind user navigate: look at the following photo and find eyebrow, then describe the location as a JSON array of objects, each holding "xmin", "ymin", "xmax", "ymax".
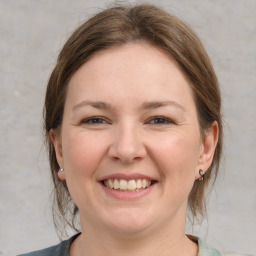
[
  {"xmin": 141, "ymin": 101, "xmax": 185, "ymax": 111},
  {"xmin": 72, "ymin": 100, "xmax": 112, "ymax": 111},
  {"xmin": 72, "ymin": 100, "xmax": 185, "ymax": 112}
]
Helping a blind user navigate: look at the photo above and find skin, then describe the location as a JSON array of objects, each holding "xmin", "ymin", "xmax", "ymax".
[{"xmin": 50, "ymin": 43, "xmax": 218, "ymax": 256}]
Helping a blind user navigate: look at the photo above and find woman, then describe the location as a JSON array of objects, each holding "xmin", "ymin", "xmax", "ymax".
[{"xmin": 20, "ymin": 3, "xmax": 223, "ymax": 256}]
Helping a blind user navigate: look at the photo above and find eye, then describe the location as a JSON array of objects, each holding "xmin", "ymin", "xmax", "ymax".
[
  {"xmin": 147, "ymin": 116, "xmax": 173, "ymax": 125},
  {"xmin": 81, "ymin": 116, "xmax": 108, "ymax": 125}
]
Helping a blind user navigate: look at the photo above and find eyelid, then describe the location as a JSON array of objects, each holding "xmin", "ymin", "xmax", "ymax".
[
  {"xmin": 80, "ymin": 116, "xmax": 110, "ymax": 125},
  {"xmin": 79, "ymin": 115, "xmax": 174, "ymax": 126},
  {"xmin": 146, "ymin": 116, "xmax": 174, "ymax": 125}
]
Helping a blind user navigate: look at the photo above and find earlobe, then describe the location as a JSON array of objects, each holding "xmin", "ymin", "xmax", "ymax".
[
  {"xmin": 49, "ymin": 129, "xmax": 65, "ymax": 180},
  {"xmin": 196, "ymin": 121, "xmax": 219, "ymax": 179},
  {"xmin": 57, "ymin": 168, "xmax": 65, "ymax": 180}
]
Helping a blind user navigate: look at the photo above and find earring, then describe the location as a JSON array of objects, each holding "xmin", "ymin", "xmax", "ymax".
[
  {"xmin": 198, "ymin": 169, "xmax": 205, "ymax": 181},
  {"xmin": 58, "ymin": 168, "xmax": 64, "ymax": 175}
]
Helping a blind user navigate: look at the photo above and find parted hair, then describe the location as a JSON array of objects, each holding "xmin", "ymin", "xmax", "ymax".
[{"xmin": 44, "ymin": 3, "xmax": 223, "ymax": 236}]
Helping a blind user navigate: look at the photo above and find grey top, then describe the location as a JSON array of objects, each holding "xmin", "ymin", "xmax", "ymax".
[{"xmin": 18, "ymin": 233, "xmax": 222, "ymax": 256}]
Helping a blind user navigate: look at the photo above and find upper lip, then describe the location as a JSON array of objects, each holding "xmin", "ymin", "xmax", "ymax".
[{"xmin": 99, "ymin": 173, "xmax": 157, "ymax": 181}]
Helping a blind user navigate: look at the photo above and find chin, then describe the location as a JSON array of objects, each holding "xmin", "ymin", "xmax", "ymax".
[{"xmin": 101, "ymin": 209, "xmax": 154, "ymax": 236}]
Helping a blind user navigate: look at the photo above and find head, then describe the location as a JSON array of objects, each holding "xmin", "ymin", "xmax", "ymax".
[{"xmin": 44, "ymin": 4, "xmax": 222, "ymax": 235}]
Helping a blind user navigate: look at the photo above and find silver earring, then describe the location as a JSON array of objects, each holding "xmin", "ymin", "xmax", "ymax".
[
  {"xmin": 58, "ymin": 168, "xmax": 64, "ymax": 175},
  {"xmin": 198, "ymin": 170, "xmax": 205, "ymax": 181}
]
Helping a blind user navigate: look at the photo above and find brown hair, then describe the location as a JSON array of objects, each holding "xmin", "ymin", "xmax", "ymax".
[{"xmin": 44, "ymin": 3, "xmax": 222, "ymax": 235}]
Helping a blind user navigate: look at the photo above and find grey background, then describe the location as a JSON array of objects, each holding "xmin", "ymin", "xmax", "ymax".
[{"xmin": 0, "ymin": 0, "xmax": 255, "ymax": 255}]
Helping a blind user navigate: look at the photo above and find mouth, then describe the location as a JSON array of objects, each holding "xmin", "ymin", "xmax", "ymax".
[{"xmin": 101, "ymin": 178, "xmax": 157, "ymax": 192}]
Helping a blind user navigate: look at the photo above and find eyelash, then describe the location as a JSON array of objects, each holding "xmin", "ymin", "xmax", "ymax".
[
  {"xmin": 147, "ymin": 116, "xmax": 174, "ymax": 125},
  {"xmin": 81, "ymin": 116, "xmax": 173, "ymax": 126},
  {"xmin": 81, "ymin": 116, "xmax": 108, "ymax": 125}
]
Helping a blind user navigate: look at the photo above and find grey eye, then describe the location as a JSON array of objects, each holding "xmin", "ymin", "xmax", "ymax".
[
  {"xmin": 82, "ymin": 117, "xmax": 106, "ymax": 124},
  {"xmin": 148, "ymin": 117, "xmax": 172, "ymax": 125}
]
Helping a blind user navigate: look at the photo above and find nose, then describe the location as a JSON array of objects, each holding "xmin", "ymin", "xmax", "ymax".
[{"xmin": 108, "ymin": 124, "xmax": 147, "ymax": 164}]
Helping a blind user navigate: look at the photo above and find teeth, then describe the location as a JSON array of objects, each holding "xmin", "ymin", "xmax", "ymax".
[
  {"xmin": 142, "ymin": 179, "xmax": 147, "ymax": 188},
  {"xmin": 114, "ymin": 179, "xmax": 119, "ymax": 189},
  {"xmin": 103, "ymin": 178, "xmax": 153, "ymax": 191},
  {"xmin": 109, "ymin": 179, "xmax": 114, "ymax": 189},
  {"xmin": 136, "ymin": 179, "xmax": 142, "ymax": 189},
  {"xmin": 120, "ymin": 179, "xmax": 127, "ymax": 190},
  {"xmin": 128, "ymin": 180, "xmax": 136, "ymax": 190}
]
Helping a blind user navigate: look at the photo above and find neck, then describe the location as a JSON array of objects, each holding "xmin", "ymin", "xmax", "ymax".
[{"xmin": 70, "ymin": 214, "xmax": 198, "ymax": 256}]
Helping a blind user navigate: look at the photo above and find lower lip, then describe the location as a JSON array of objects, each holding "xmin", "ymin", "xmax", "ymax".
[{"xmin": 99, "ymin": 182, "xmax": 156, "ymax": 200}]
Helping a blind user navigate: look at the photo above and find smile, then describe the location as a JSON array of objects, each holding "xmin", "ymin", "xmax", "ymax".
[{"xmin": 102, "ymin": 178, "xmax": 155, "ymax": 192}]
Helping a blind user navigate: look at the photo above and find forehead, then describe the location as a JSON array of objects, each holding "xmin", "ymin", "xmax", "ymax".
[{"xmin": 66, "ymin": 43, "xmax": 195, "ymax": 110}]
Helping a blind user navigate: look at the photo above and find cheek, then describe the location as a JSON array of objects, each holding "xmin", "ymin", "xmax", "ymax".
[
  {"xmin": 60, "ymin": 131, "xmax": 108, "ymax": 210},
  {"xmin": 148, "ymin": 133, "xmax": 200, "ymax": 182},
  {"xmin": 62, "ymin": 131, "xmax": 106, "ymax": 178}
]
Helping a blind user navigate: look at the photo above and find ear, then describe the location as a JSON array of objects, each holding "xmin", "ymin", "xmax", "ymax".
[
  {"xmin": 49, "ymin": 129, "xmax": 66, "ymax": 180},
  {"xmin": 195, "ymin": 121, "xmax": 219, "ymax": 179}
]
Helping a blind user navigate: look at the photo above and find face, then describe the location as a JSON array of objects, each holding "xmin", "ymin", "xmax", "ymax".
[{"xmin": 51, "ymin": 43, "xmax": 217, "ymax": 237}]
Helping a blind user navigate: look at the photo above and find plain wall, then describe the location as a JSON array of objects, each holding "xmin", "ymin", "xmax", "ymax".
[{"xmin": 0, "ymin": 0, "xmax": 255, "ymax": 255}]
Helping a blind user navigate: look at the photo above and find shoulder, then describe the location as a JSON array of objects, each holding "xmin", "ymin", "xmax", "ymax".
[
  {"xmin": 198, "ymin": 237, "xmax": 222, "ymax": 256},
  {"xmin": 17, "ymin": 233, "xmax": 81, "ymax": 256},
  {"xmin": 17, "ymin": 244, "xmax": 59, "ymax": 256}
]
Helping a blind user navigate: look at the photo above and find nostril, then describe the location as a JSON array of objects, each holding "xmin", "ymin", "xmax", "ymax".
[{"xmin": 107, "ymin": 134, "xmax": 147, "ymax": 164}]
